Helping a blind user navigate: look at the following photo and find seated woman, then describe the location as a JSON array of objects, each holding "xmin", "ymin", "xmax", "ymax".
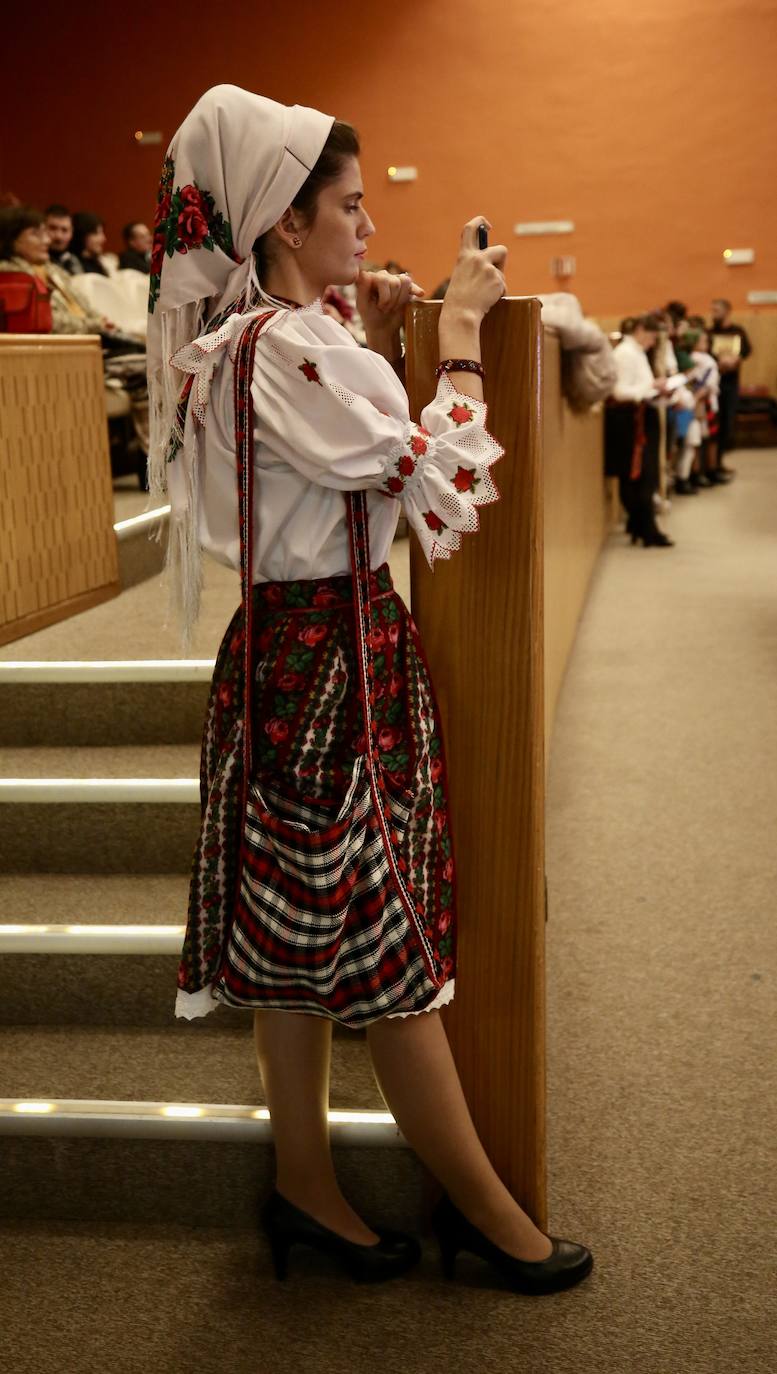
[
  {"xmin": 0, "ymin": 205, "xmax": 149, "ymax": 457},
  {"xmin": 0, "ymin": 205, "xmax": 107, "ymax": 334},
  {"xmin": 70, "ymin": 211, "xmax": 111, "ymax": 276}
]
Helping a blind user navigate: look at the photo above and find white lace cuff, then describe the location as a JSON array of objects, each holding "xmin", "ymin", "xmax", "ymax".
[{"xmin": 380, "ymin": 374, "xmax": 503, "ymax": 566}]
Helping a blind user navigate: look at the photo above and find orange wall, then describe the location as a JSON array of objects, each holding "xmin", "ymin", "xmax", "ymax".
[{"xmin": 4, "ymin": 0, "xmax": 777, "ymax": 317}]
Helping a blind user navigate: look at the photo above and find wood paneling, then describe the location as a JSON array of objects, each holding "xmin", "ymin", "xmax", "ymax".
[
  {"xmin": 406, "ymin": 298, "xmax": 547, "ymax": 1225},
  {"xmin": 543, "ymin": 330, "xmax": 607, "ymax": 747},
  {"xmin": 0, "ymin": 335, "xmax": 119, "ymax": 646}
]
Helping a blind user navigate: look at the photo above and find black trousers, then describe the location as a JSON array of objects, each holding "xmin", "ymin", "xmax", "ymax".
[
  {"xmin": 618, "ymin": 440, "xmax": 661, "ymax": 538},
  {"xmin": 606, "ymin": 403, "xmax": 661, "ymax": 538},
  {"xmin": 717, "ymin": 379, "xmax": 738, "ymax": 456}
]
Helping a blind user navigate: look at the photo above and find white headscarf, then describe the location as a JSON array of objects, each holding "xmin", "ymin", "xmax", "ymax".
[{"xmin": 146, "ymin": 83, "xmax": 334, "ymax": 640}]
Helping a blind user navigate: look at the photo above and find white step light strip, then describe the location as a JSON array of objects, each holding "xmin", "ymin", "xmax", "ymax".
[
  {"xmin": 0, "ymin": 924, "xmax": 185, "ymax": 954},
  {"xmin": 0, "ymin": 778, "xmax": 200, "ymax": 803},
  {"xmin": 113, "ymin": 505, "xmax": 171, "ymax": 535},
  {"xmin": 0, "ymin": 660, "xmax": 214, "ymax": 682},
  {"xmin": 0, "ymin": 1099, "xmax": 402, "ymax": 1146}
]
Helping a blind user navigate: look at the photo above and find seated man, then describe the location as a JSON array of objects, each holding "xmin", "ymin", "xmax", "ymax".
[
  {"xmin": 45, "ymin": 204, "xmax": 82, "ymax": 276},
  {"xmin": 119, "ymin": 221, "xmax": 152, "ymax": 273}
]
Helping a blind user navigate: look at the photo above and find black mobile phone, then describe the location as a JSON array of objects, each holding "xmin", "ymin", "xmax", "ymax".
[{"xmin": 477, "ymin": 224, "xmax": 488, "ymax": 250}]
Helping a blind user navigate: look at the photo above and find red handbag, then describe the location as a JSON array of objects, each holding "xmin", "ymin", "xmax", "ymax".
[{"xmin": 0, "ymin": 272, "xmax": 53, "ymax": 333}]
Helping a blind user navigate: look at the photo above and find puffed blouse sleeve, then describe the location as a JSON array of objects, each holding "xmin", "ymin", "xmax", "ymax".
[{"xmin": 252, "ymin": 314, "xmax": 503, "ymax": 566}]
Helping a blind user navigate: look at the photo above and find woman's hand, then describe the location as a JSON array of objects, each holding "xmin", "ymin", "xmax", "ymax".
[
  {"xmin": 440, "ymin": 217, "xmax": 507, "ymax": 327},
  {"xmin": 357, "ymin": 269, "xmax": 425, "ymax": 356}
]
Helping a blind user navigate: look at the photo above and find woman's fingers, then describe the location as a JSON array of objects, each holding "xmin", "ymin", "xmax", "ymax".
[
  {"xmin": 461, "ymin": 216, "xmax": 492, "ymax": 249},
  {"xmin": 484, "ymin": 244, "xmax": 508, "ymax": 270}
]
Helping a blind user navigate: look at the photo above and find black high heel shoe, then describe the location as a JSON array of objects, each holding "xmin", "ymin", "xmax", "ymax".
[
  {"xmin": 430, "ymin": 1194, "xmax": 593, "ymax": 1295},
  {"xmin": 259, "ymin": 1189, "xmax": 421, "ymax": 1283}
]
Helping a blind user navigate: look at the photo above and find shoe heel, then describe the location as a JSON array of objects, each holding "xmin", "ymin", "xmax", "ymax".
[
  {"xmin": 433, "ymin": 1229, "xmax": 458, "ymax": 1280},
  {"xmin": 267, "ymin": 1229, "xmax": 291, "ymax": 1281}
]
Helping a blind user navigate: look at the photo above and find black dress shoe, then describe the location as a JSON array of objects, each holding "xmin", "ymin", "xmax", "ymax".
[
  {"xmin": 673, "ymin": 478, "xmax": 698, "ymax": 495},
  {"xmin": 691, "ymin": 473, "xmax": 712, "ymax": 488},
  {"xmin": 430, "ymin": 1194, "xmax": 593, "ymax": 1295},
  {"xmin": 641, "ymin": 530, "xmax": 675, "ymax": 547},
  {"xmin": 259, "ymin": 1189, "xmax": 421, "ymax": 1283},
  {"xmin": 709, "ymin": 468, "xmax": 734, "ymax": 484}
]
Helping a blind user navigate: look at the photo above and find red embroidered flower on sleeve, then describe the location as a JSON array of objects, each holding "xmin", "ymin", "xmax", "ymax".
[
  {"xmin": 409, "ymin": 433, "xmax": 428, "ymax": 456},
  {"xmin": 452, "ymin": 465, "xmax": 478, "ymax": 493},
  {"xmin": 299, "ymin": 358, "xmax": 322, "ymax": 385},
  {"xmin": 448, "ymin": 402, "xmax": 474, "ymax": 426},
  {"xmin": 385, "ymin": 476, "xmax": 404, "ymax": 494},
  {"xmin": 424, "ymin": 511, "xmax": 447, "ymax": 534},
  {"xmin": 398, "ymin": 454, "xmax": 416, "ymax": 477}
]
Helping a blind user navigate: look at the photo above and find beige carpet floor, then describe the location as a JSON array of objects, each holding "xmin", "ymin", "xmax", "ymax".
[{"xmin": 1, "ymin": 456, "xmax": 775, "ymax": 1371}]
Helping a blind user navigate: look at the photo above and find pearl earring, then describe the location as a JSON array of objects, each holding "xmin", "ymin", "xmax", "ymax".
[{"xmin": 292, "ymin": 236, "xmax": 302, "ymax": 248}]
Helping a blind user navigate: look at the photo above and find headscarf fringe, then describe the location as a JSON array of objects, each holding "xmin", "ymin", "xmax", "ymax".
[{"xmin": 147, "ymin": 300, "xmax": 205, "ymax": 647}]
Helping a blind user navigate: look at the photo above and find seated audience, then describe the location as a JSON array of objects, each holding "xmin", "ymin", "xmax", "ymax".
[
  {"xmin": 45, "ymin": 204, "xmax": 82, "ymax": 275},
  {"xmin": 119, "ymin": 222, "xmax": 152, "ymax": 273},
  {"xmin": 0, "ymin": 205, "xmax": 106, "ymax": 335},
  {"xmin": 71, "ymin": 211, "xmax": 110, "ymax": 275},
  {"xmin": 0, "ymin": 204, "xmax": 148, "ymax": 459}
]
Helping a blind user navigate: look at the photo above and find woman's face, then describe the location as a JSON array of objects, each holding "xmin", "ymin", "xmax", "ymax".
[
  {"xmin": 298, "ymin": 157, "xmax": 375, "ymax": 288},
  {"xmin": 84, "ymin": 226, "xmax": 106, "ymax": 256},
  {"xmin": 13, "ymin": 223, "xmax": 51, "ymax": 265}
]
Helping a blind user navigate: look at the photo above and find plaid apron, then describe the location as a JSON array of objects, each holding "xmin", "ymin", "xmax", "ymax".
[{"xmin": 179, "ymin": 312, "xmax": 457, "ymax": 1027}]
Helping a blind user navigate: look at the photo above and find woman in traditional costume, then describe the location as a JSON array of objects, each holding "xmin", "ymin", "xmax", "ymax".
[{"xmin": 147, "ymin": 84, "xmax": 592, "ymax": 1294}]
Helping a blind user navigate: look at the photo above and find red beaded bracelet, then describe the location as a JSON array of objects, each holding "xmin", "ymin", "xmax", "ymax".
[{"xmin": 435, "ymin": 358, "xmax": 485, "ymax": 380}]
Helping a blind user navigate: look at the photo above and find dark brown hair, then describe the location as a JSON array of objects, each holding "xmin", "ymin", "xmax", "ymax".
[
  {"xmin": 70, "ymin": 211, "xmax": 104, "ymax": 259},
  {"xmin": 0, "ymin": 204, "xmax": 44, "ymax": 259},
  {"xmin": 254, "ymin": 120, "xmax": 360, "ymax": 274}
]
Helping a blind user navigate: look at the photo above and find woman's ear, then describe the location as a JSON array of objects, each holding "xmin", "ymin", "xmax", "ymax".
[{"xmin": 275, "ymin": 206, "xmax": 305, "ymax": 250}]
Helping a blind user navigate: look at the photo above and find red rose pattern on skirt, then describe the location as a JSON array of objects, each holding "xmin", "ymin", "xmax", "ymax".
[{"xmin": 180, "ymin": 562, "xmax": 457, "ymax": 1026}]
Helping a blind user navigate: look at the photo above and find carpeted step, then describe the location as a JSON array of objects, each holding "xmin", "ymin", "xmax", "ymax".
[
  {"xmin": 0, "ymin": 1131, "xmax": 425, "ymax": 1232},
  {"xmin": 0, "ymin": 745, "xmax": 201, "ymax": 872},
  {"xmin": 0, "ymin": 1022, "xmax": 423, "ymax": 1229},
  {"xmin": 115, "ymin": 507, "xmax": 168, "ymax": 590},
  {"xmin": 0, "ymin": 663, "xmax": 211, "ymax": 747},
  {"xmin": 0, "ymin": 873, "xmax": 188, "ymax": 1025},
  {"xmin": 0, "ymin": 1021, "xmax": 378, "ymax": 1106}
]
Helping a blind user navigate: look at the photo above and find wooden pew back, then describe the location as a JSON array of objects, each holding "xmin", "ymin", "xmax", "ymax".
[{"xmin": 405, "ymin": 298, "xmax": 547, "ymax": 1223}]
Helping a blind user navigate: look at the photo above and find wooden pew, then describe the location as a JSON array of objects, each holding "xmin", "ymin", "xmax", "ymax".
[
  {"xmin": 406, "ymin": 297, "xmax": 547, "ymax": 1225},
  {"xmin": 543, "ymin": 328, "xmax": 607, "ymax": 746},
  {"xmin": 0, "ymin": 335, "xmax": 119, "ymax": 646}
]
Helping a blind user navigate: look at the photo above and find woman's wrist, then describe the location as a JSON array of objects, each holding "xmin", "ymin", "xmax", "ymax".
[{"xmin": 438, "ymin": 306, "xmax": 482, "ymax": 363}]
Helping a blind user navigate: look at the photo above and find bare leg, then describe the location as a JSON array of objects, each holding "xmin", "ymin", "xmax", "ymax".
[
  {"xmin": 366, "ymin": 1010, "xmax": 553, "ymax": 1261},
  {"xmin": 254, "ymin": 1009, "xmax": 379, "ymax": 1246}
]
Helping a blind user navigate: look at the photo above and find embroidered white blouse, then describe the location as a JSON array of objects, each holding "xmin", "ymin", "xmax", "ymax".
[{"xmin": 178, "ymin": 299, "xmax": 502, "ymax": 584}]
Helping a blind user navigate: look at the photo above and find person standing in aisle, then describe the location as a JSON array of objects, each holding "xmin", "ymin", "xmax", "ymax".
[
  {"xmin": 147, "ymin": 84, "xmax": 593, "ymax": 1295},
  {"xmin": 709, "ymin": 298, "xmax": 752, "ymax": 476},
  {"xmin": 605, "ymin": 313, "xmax": 675, "ymax": 546}
]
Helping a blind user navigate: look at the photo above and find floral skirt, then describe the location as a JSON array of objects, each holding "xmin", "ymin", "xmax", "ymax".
[{"xmin": 177, "ymin": 563, "xmax": 457, "ymax": 1028}]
